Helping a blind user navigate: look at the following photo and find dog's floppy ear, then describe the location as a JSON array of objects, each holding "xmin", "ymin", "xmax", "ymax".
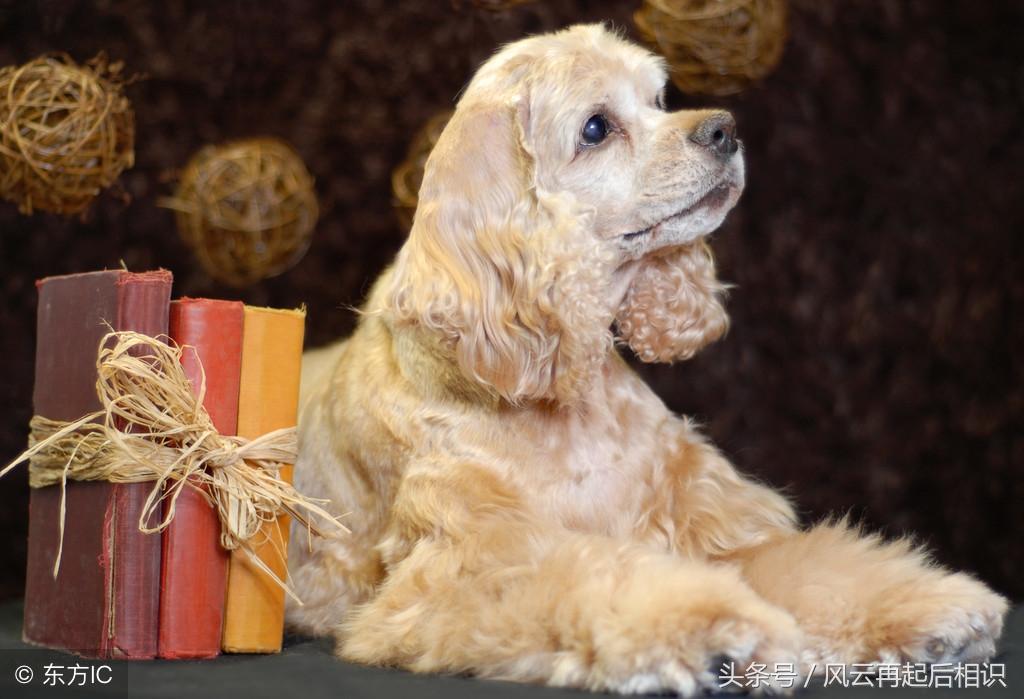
[
  {"xmin": 382, "ymin": 98, "xmax": 613, "ymax": 405},
  {"xmin": 615, "ymin": 242, "xmax": 729, "ymax": 363}
]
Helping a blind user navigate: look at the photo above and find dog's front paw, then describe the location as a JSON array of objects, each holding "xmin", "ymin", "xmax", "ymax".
[
  {"xmin": 871, "ymin": 571, "xmax": 1008, "ymax": 665},
  {"xmin": 588, "ymin": 590, "xmax": 804, "ymax": 696},
  {"xmin": 696, "ymin": 608, "xmax": 805, "ymax": 695}
]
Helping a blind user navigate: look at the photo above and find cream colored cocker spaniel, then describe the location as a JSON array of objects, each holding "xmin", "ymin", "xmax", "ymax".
[{"xmin": 287, "ymin": 24, "xmax": 1006, "ymax": 695}]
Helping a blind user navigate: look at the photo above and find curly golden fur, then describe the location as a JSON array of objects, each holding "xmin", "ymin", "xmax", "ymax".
[{"xmin": 287, "ymin": 24, "xmax": 1007, "ymax": 694}]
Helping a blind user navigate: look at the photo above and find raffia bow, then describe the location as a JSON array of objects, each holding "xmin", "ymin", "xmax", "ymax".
[{"xmin": 1, "ymin": 330, "xmax": 347, "ymax": 601}]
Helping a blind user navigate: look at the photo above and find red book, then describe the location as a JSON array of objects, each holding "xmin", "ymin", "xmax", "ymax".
[
  {"xmin": 158, "ymin": 298, "xmax": 244, "ymax": 659},
  {"xmin": 23, "ymin": 269, "xmax": 171, "ymax": 658}
]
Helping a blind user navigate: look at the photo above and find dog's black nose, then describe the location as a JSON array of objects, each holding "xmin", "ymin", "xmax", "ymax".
[{"xmin": 689, "ymin": 112, "xmax": 738, "ymax": 159}]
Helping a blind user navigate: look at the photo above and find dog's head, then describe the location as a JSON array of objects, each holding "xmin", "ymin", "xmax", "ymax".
[{"xmin": 382, "ymin": 24, "xmax": 742, "ymax": 405}]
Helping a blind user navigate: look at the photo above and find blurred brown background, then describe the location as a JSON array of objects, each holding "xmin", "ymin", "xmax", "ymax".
[{"xmin": 0, "ymin": 0, "xmax": 1020, "ymax": 602}]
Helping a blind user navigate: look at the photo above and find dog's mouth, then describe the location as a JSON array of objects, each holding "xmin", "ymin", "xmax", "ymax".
[{"xmin": 621, "ymin": 182, "xmax": 737, "ymax": 243}]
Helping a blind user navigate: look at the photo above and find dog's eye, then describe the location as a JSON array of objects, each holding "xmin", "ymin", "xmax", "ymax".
[{"xmin": 581, "ymin": 114, "xmax": 609, "ymax": 146}]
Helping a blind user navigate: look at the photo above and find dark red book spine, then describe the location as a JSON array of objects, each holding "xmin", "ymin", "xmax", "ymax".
[
  {"xmin": 23, "ymin": 269, "xmax": 171, "ymax": 659},
  {"xmin": 159, "ymin": 298, "xmax": 244, "ymax": 659}
]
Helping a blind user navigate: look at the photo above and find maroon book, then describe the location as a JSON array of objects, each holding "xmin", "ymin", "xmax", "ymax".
[
  {"xmin": 158, "ymin": 299, "xmax": 244, "ymax": 659},
  {"xmin": 23, "ymin": 269, "xmax": 172, "ymax": 658}
]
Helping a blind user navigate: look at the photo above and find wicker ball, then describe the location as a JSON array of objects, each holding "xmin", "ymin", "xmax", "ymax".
[
  {"xmin": 0, "ymin": 54, "xmax": 135, "ymax": 216},
  {"xmin": 635, "ymin": 0, "xmax": 788, "ymax": 96},
  {"xmin": 165, "ymin": 138, "xmax": 318, "ymax": 287},
  {"xmin": 392, "ymin": 110, "xmax": 453, "ymax": 230}
]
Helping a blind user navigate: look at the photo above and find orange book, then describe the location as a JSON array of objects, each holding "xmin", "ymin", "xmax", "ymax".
[{"xmin": 221, "ymin": 305, "xmax": 305, "ymax": 653}]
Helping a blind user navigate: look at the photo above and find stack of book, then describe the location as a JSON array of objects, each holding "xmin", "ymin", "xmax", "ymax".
[{"xmin": 23, "ymin": 269, "xmax": 306, "ymax": 659}]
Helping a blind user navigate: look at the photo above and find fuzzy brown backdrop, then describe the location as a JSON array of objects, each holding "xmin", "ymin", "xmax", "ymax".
[{"xmin": 0, "ymin": 0, "xmax": 1020, "ymax": 603}]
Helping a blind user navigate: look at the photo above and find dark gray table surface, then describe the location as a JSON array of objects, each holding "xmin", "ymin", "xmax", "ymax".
[{"xmin": 0, "ymin": 599, "xmax": 1017, "ymax": 698}]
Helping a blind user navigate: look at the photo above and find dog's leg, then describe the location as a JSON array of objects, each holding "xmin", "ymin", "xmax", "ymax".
[
  {"xmin": 635, "ymin": 428, "xmax": 798, "ymax": 558},
  {"xmin": 342, "ymin": 534, "xmax": 802, "ymax": 694},
  {"xmin": 287, "ymin": 538, "xmax": 383, "ymax": 636},
  {"xmin": 727, "ymin": 522, "xmax": 1008, "ymax": 668},
  {"xmin": 337, "ymin": 465, "xmax": 803, "ymax": 695},
  {"xmin": 639, "ymin": 430, "xmax": 1006, "ymax": 669}
]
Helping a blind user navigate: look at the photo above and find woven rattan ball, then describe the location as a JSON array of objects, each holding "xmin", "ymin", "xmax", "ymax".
[
  {"xmin": 166, "ymin": 138, "xmax": 318, "ymax": 287},
  {"xmin": 392, "ymin": 110, "xmax": 453, "ymax": 230},
  {"xmin": 635, "ymin": 0, "xmax": 788, "ymax": 96},
  {"xmin": 0, "ymin": 54, "xmax": 134, "ymax": 215}
]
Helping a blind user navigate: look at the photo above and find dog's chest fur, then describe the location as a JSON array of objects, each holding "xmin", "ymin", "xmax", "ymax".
[{"xmin": 478, "ymin": 358, "xmax": 672, "ymax": 536}]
